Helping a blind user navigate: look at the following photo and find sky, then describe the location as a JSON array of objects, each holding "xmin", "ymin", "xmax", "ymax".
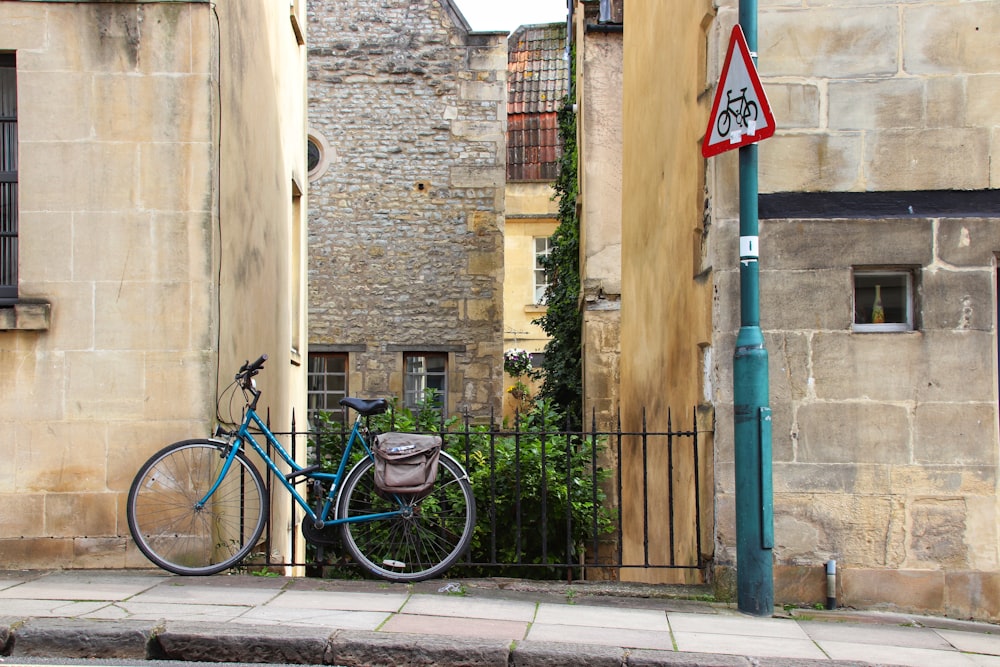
[{"xmin": 451, "ymin": 0, "xmax": 567, "ymax": 34}]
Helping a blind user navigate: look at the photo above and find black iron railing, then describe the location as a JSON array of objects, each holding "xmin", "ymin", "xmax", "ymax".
[{"xmin": 256, "ymin": 406, "xmax": 706, "ymax": 578}]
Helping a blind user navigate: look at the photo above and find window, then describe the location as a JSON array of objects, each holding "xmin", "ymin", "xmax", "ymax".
[
  {"xmin": 853, "ymin": 270, "xmax": 914, "ymax": 332},
  {"xmin": 307, "ymin": 353, "xmax": 349, "ymax": 417},
  {"xmin": 530, "ymin": 352, "xmax": 545, "ymax": 369},
  {"xmin": 291, "ymin": 179, "xmax": 303, "ymax": 364},
  {"xmin": 307, "ymin": 138, "xmax": 321, "ymax": 173},
  {"xmin": 307, "ymin": 129, "xmax": 333, "ymax": 182},
  {"xmin": 404, "ymin": 353, "xmax": 447, "ymax": 410},
  {"xmin": 533, "ymin": 236, "xmax": 551, "ymax": 304},
  {"xmin": 0, "ymin": 54, "xmax": 16, "ymax": 306}
]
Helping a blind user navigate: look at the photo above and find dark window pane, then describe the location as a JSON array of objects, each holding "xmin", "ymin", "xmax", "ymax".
[
  {"xmin": 853, "ymin": 272, "xmax": 911, "ymax": 328},
  {"xmin": 307, "ymin": 138, "xmax": 321, "ymax": 172}
]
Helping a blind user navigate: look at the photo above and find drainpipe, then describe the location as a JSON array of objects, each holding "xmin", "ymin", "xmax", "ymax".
[
  {"xmin": 826, "ymin": 560, "xmax": 837, "ymax": 610},
  {"xmin": 733, "ymin": 0, "xmax": 774, "ymax": 617}
]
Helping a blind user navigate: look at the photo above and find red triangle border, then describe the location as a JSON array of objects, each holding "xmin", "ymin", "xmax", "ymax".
[{"xmin": 702, "ymin": 24, "xmax": 776, "ymax": 159}]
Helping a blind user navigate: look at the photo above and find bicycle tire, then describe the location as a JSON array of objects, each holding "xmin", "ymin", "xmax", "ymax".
[
  {"xmin": 127, "ymin": 439, "xmax": 269, "ymax": 576},
  {"xmin": 716, "ymin": 110, "xmax": 731, "ymax": 138},
  {"xmin": 337, "ymin": 452, "xmax": 475, "ymax": 582}
]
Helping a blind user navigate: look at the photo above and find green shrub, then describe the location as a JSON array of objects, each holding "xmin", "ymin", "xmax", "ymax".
[
  {"xmin": 462, "ymin": 399, "xmax": 613, "ymax": 577},
  {"xmin": 308, "ymin": 395, "xmax": 614, "ymax": 579}
]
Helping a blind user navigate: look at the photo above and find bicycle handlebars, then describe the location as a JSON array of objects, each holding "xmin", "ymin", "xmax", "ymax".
[
  {"xmin": 235, "ymin": 354, "xmax": 268, "ymax": 409},
  {"xmin": 238, "ymin": 353, "xmax": 268, "ymax": 377}
]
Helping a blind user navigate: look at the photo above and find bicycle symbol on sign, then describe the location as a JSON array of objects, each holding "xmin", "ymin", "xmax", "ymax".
[{"xmin": 716, "ymin": 86, "xmax": 759, "ymax": 139}]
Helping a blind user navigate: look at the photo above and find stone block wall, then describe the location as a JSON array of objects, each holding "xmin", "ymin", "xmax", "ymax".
[
  {"xmin": 710, "ymin": 0, "xmax": 1000, "ymax": 212},
  {"xmin": 0, "ymin": 0, "xmax": 308, "ymax": 569},
  {"xmin": 578, "ymin": 5, "xmax": 624, "ymax": 432},
  {"xmin": 0, "ymin": 2, "xmax": 219, "ymax": 569},
  {"xmin": 713, "ymin": 216, "xmax": 1000, "ymax": 618},
  {"xmin": 307, "ymin": 0, "xmax": 506, "ymax": 416},
  {"xmin": 709, "ymin": 0, "xmax": 1000, "ymax": 619}
]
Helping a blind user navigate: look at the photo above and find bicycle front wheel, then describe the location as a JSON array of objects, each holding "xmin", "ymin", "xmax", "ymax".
[
  {"xmin": 337, "ymin": 452, "xmax": 475, "ymax": 582},
  {"xmin": 127, "ymin": 439, "xmax": 268, "ymax": 576}
]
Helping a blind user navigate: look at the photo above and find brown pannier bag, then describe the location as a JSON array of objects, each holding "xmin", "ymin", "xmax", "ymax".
[{"xmin": 372, "ymin": 432, "xmax": 442, "ymax": 495}]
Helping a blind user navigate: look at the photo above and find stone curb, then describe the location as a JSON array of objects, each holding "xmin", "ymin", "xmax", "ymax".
[
  {"xmin": 0, "ymin": 618, "xmax": 890, "ymax": 667},
  {"xmin": 8, "ymin": 618, "xmax": 156, "ymax": 659},
  {"xmin": 157, "ymin": 622, "xmax": 332, "ymax": 664}
]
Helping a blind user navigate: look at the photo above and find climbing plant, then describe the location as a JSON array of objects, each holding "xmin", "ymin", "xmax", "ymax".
[{"xmin": 534, "ymin": 55, "xmax": 583, "ymax": 427}]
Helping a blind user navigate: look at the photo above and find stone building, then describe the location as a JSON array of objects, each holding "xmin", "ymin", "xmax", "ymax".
[
  {"xmin": 306, "ymin": 0, "xmax": 507, "ymax": 419},
  {"xmin": 0, "ymin": 0, "xmax": 309, "ymax": 568},
  {"xmin": 574, "ymin": 0, "xmax": 622, "ymax": 431},
  {"xmin": 610, "ymin": 0, "xmax": 1000, "ymax": 618},
  {"xmin": 713, "ymin": 0, "xmax": 1000, "ymax": 619},
  {"xmin": 502, "ymin": 23, "xmax": 566, "ymax": 420}
]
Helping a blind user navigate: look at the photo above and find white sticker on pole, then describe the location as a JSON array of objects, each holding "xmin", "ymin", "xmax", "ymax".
[{"xmin": 740, "ymin": 235, "xmax": 759, "ymax": 259}]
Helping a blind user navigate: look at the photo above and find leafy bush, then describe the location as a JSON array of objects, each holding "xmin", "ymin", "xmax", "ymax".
[
  {"xmin": 308, "ymin": 395, "xmax": 613, "ymax": 579},
  {"xmin": 534, "ymin": 86, "xmax": 583, "ymax": 426},
  {"xmin": 461, "ymin": 399, "xmax": 613, "ymax": 578}
]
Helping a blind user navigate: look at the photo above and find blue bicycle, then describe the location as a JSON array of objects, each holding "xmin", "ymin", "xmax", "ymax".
[{"xmin": 126, "ymin": 354, "xmax": 476, "ymax": 581}]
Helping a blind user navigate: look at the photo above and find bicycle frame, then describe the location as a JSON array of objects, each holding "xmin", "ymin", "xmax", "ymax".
[{"xmin": 202, "ymin": 407, "xmax": 404, "ymax": 528}]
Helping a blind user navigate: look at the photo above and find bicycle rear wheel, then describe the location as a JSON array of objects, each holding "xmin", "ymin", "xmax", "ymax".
[
  {"xmin": 127, "ymin": 439, "xmax": 268, "ymax": 575},
  {"xmin": 337, "ymin": 452, "xmax": 475, "ymax": 582}
]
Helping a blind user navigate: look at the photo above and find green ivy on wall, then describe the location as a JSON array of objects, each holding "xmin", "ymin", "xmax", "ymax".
[{"xmin": 534, "ymin": 68, "xmax": 583, "ymax": 426}]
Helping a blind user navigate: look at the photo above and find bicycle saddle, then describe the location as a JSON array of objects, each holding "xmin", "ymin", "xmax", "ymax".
[{"xmin": 339, "ymin": 397, "xmax": 389, "ymax": 416}]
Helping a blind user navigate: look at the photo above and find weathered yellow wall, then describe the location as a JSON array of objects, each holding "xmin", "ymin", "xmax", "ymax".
[
  {"xmin": 621, "ymin": 1, "xmax": 713, "ymax": 412},
  {"xmin": 502, "ymin": 185, "xmax": 557, "ymax": 419},
  {"xmin": 0, "ymin": 0, "xmax": 307, "ymax": 569},
  {"xmin": 619, "ymin": 0, "xmax": 715, "ymax": 583}
]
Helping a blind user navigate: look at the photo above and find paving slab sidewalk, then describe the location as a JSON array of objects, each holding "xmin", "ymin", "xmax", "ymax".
[{"xmin": 0, "ymin": 570, "xmax": 998, "ymax": 667}]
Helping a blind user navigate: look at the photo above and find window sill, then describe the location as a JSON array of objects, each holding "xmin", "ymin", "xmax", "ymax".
[
  {"xmin": 0, "ymin": 301, "xmax": 52, "ymax": 331},
  {"xmin": 852, "ymin": 323, "xmax": 913, "ymax": 333},
  {"xmin": 524, "ymin": 304, "xmax": 548, "ymax": 314}
]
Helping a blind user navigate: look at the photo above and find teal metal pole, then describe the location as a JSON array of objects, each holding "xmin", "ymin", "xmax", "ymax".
[{"xmin": 733, "ymin": 0, "xmax": 774, "ymax": 616}]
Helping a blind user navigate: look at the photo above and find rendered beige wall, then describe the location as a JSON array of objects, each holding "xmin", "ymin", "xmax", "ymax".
[
  {"xmin": 619, "ymin": 0, "xmax": 715, "ymax": 584},
  {"xmin": 0, "ymin": 0, "xmax": 308, "ymax": 570},
  {"xmin": 576, "ymin": 4, "xmax": 623, "ymax": 430},
  {"xmin": 214, "ymin": 0, "xmax": 309, "ymax": 568}
]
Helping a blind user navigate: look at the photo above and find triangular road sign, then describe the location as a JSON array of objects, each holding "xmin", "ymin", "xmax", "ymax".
[{"xmin": 702, "ymin": 25, "xmax": 776, "ymax": 158}]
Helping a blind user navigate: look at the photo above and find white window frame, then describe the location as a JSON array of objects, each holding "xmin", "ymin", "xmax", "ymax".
[
  {"xmin": 533, "ymin": 236, "xmax": 551, "ymax": 305},
  {"xmin": 403, "ymin": 352, "xmax": 448, "ymax": 411},
  {"xmin": 307, "ymin": 352, "xmax": 349, "ymax": 417},
  {"xmin": 307, "ymin": 129, "xmax": 333, "ymax": 182}
]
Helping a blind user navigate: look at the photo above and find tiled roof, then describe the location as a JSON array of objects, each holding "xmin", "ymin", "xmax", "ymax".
[
  {"xmin": 508, "ymin": 113, "xmax": 561, "ymax": 181},
  {"xmin": 507, "ymin": 23, "xmax": 568, "ymax": 114},
  {"xmin": 507, "ymin": 23, "xmax": 568, "ymax": 181}
]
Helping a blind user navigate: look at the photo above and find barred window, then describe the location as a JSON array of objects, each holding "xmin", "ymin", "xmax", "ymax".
[{"xmin": 0, "ymin": 54, "xmax": 17, "ymax": 306}]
